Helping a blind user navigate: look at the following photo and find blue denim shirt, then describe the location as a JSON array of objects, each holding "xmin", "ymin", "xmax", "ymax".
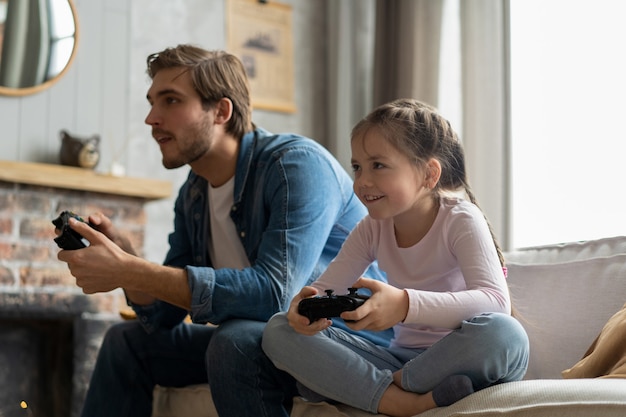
[{"xmin": 132, "ymin": 127, "xmax": 390, "ymax": 341}]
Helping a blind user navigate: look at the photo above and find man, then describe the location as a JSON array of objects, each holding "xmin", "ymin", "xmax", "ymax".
[{"xmin": 58, "ymin": 44, "xmax": 391, "ymax": 417}]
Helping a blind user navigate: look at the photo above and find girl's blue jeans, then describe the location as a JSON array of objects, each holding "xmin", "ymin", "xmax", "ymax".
[{"xmin": 262, "ymin": 312, "xmax": 530, "ymax": 413}]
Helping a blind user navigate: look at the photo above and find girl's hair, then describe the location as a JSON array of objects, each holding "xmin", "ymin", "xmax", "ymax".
[
  {"xmin": 146, "ymin": 44, "xmax": 253, "ymax": 139},
  {"xmin": 351, "ymin": 98, "xmax": 505, "ymax": 267}
]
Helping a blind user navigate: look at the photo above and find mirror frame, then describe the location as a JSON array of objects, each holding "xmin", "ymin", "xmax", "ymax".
[{"xmin": 0, "ymin": 0, "xmax": 79, "ymax": 97}]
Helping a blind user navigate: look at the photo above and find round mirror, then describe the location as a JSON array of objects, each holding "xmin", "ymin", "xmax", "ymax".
[{"xmin": 0, "ymin": 0, "xmax": 78, "ymax": 96}]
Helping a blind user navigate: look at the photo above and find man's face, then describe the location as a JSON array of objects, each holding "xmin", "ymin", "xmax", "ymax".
[{"xmin": 145, "ymin": 67, "xmax": 214, "ymax": 169}]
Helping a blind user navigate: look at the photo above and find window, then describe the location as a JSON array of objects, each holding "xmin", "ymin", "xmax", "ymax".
[{"xmin": 510, "ymin": 0, "xmax": 626, "ymax": 247}]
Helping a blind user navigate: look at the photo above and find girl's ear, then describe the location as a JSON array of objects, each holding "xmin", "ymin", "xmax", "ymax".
[
  {"xmin": 426, "ymin": 158, "xmax": 442, "ymax": 188},
  {"xmin": 214, "ymin": 97, "xmax": 233, "ymax": 125}
]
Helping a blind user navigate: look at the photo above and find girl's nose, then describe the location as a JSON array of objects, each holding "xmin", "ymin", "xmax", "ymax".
[{"xmin": 355, "ymin": 172, "xmax": 372, "ymax": 189}]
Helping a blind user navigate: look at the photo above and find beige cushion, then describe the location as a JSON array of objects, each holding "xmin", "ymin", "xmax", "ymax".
[
  {"xmin": 153, "ymin": 379, "xmax": 626, "ymax": 417},
  {"xmin": 506, "ymin": 254, "xmax": 626, "ymax": 379},
  {"xmin": 415, "ymin": 379, "xmax": 626, "ymax": 417},
  {"xmin": 153, "ymin": 385, "xmax": 216, "ymax": 417},
  {"xmin": 295, "ymin": 380, "xmax": 626, "ymax": 417}
]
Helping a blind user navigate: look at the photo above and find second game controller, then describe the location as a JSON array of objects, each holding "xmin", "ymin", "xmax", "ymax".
[
  {"xmin": 52, "ymin": 211, "xmax": 93, "ymax": 250},
  {"xmin": 298, "ymin": 288, "xmax": 369, "ymax": 323}
]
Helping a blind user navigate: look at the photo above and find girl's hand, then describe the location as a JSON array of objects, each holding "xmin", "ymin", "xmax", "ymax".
[
  {"xmin": 286, "ymin": 286, "xmax": 332, "ymax": 335},
  {"xmin": 340, "ymin": 277, "xmax": 409, "ymax": 331}
]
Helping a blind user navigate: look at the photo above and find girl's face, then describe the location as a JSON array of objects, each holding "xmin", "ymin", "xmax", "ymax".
[{"xmin": 351, "ymin": 128, "xmax": 433, "ymax": 222}]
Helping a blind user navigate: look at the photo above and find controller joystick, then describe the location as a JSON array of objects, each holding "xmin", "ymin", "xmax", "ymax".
[
  {"xmin": 52, "ymin": 211, "xmax": 93, "ymax": 250},
  {"xmin": 298, "ymin": 287, "xmax": 369, "ymax": 323}
]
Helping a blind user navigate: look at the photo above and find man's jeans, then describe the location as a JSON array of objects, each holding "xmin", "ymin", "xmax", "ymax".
[
  {"xmin": 263, "ymin": 312, "xmax": 529, "ymax": 413},
  {"xmin": 81, "ymin": 319, "xmax": 298, "ymax": 417}
]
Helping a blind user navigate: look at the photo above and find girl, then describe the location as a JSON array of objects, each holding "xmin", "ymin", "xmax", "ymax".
[{"xmin": 262, "ymin": 98, "xmax": 529, "ymax": 416}]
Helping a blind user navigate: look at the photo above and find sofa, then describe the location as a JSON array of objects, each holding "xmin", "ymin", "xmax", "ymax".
[{"xmin": 152, "ymin": 236, "xmax": 626, "ymax": 417}]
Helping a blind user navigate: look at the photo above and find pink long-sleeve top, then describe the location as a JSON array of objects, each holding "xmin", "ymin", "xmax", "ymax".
[{"xmin": 311, "ymin": 197, "xmax": 510, "ymax": 349}]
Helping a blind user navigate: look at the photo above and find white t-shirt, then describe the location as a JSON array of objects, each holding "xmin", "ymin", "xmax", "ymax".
[{"xmin": 207, "ymin": 177, "xmax": 251, "ymax": 270}]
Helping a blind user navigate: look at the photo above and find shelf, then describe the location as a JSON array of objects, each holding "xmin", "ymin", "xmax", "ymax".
[{"xmin": 0, "ymin": 160, "xmax": 172, "ymax": 200}]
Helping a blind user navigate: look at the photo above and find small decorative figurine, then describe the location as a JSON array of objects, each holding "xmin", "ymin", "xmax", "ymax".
[{"xmin": 59, "ymin": 130, "xmax": 100, "ymax": 169}]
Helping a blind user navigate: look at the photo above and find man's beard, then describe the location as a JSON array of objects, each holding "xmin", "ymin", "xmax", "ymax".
[
  {"xmin": 162, "ymin": 140, "xmax": 209, "ymax": 169},
  {"xmin": 162, "ymin": 119, "xmax": 213, "ymax": 169}
]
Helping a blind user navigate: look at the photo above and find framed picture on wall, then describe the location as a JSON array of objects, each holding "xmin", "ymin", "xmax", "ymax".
[{"xmin": 227, "ymin": 0, "xmax": 296, "ymax": 113}]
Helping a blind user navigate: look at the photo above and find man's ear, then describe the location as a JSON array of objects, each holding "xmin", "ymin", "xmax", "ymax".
[
  {"xmin": 426, "ymin": 158, "xmax": 442, "ymax": 188},
  {"xmin": 214, "ymin": 98, "xmax": 233, "ymax": 125}
]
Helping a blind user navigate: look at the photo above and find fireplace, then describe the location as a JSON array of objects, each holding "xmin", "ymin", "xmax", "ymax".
[
  {"xmin": 0, "ymin": 292, "xmax": 119, "ymax": 417},
  {"xmin": 1, "ymin": 315, "xmax": 74, "ymax": 417},
  {"xmin": 0, "ymin": 161, "xmax": 170, "ymax": 417}
]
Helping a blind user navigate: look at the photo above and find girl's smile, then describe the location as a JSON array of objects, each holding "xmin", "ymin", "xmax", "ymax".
[{"xmin": 363, "ymin": 193, "xmax": 385, "ymax": 203}]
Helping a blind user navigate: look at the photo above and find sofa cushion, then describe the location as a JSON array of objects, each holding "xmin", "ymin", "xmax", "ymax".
[
  {"xmin": 296, "ymin": 380, "xmax": 626, "ymax": 417},
  {"xmin": 153, "ymin": 385, "xmax": 216, "ymax": 417},
  {"xmin": 153, "ymin": 379, "xmax": 626, "ymax": 417},
  {"xmin": 506, "ymin": 254, "xmax": 626, "ymax": 379},
  {"xmin": 415, "ymin": 379, "xmax": 626, "ymax": 417}
]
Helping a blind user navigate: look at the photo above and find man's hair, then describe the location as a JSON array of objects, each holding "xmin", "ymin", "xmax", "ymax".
[{"xmin": 146, "ymin": 44, "xmax": 253, "ymax": 139}]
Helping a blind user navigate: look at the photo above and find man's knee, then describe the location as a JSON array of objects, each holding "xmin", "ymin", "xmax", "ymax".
[
  {"xmin": 99, "ymin": 320, "xmax": 144, "ymax": 354},
  {"xmin": 206, "ymin": 319, "xmax": 270, "ymax": 379},
  {"xmin": 208, "ymin": 319, "xmax": 265, "ymax": 355}
]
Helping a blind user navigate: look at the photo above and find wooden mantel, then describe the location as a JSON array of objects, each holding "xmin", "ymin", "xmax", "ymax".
[{"xmin": 0, "ymin": 160, "xmax": 171, "ymax": 200}]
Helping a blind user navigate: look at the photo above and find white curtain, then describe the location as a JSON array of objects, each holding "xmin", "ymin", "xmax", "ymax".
[{"xmin": 460, "ymin": 0, "xmax": 510, "ymax": 248}]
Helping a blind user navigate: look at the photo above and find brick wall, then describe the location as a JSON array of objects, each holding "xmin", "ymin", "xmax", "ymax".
[{"xmin": 0, "ymin": 181, "xmax": 146, "ymax": 297}]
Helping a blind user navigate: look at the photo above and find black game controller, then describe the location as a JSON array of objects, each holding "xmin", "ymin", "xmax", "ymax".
[
  {"xmin": 298, "ymin": 288, "xmax": 369, "ymax": 323},
  {"xmin": 52, "ymin": 211, "xmax": 92, "ymax": 250}
]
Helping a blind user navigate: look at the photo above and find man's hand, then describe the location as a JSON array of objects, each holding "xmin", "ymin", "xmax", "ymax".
[
  {"xmin": 340, "ymin": 277, "xmax": 409, "ymax": 331},
  {"xmin": 57, "ymin": 217, "xmax": 134, "ymax": 294},
  {"xmin": 56, "ymin": 213, "xmax": 188, "ymax": 309},
  {"xmin": 84, "ymin": 212, "xmax": 137, "ymax": 255},
  {"xmin": 286, "ymin": 286, "xmax": 332, "ymax": 335}
]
